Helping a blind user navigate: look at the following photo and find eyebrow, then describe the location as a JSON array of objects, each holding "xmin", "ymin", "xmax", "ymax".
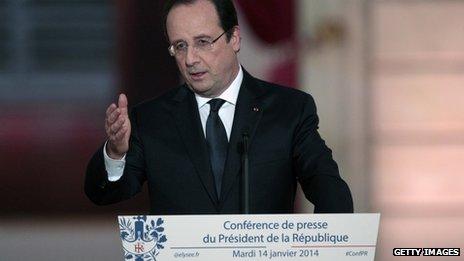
[
  {"xmin": 171, "ymin": 34, "xmax": 214, "ymax": 44},
  {"xmin": 193, "ymin": 34, "xmax": 213, "ymax": 40}
]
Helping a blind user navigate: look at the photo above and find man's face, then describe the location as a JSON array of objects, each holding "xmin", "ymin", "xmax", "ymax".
[{"xmin": 166, "ymin": 0, "xmax": 241, "ymax": 98}]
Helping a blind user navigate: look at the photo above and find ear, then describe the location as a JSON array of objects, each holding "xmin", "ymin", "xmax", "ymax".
[{"xmin": 230, "ymin": 26, "xmax": 241, "ymax": 52}]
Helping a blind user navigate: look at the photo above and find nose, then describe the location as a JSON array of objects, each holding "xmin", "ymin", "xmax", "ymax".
[{"xmin": 185, "ymin": 46, "xmax": 200, "ymax": 67}]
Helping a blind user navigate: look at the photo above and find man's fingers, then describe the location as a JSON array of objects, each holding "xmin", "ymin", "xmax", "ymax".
[
  {"xmin": 106, "ymin": 94, "xmax": 129, "ymax": 127},
  {"xmin": 118, "ymin": 93, "xmax": 129, "ymax": 115},
  {"xmin": 107, "ymin": 108, "xmax": 122, "ymax": 124},
  {"xmin": 108, "ymin": 124, "xmax": 126, "ymax": 141},
  {"xmin": 118, "ymin": 93, "xmax": 128, "ymax": 108},
  {"xmin": 113, "ymin": 127, "xmax": 127, "ymax": 141},
  {"xmin": 106, "ymin": 103, "xmax": 117, "ymax": 116},
  {"xmin": 110, "ymin": 118, "xmax": 125, "ymax": 134},
  {"xmin": 104, "ymin": 94, "xmax": 130, "ymax": 156},
  {"xmin": 108, "ymin": 126, "xmax": 128, "ymax": 151}
]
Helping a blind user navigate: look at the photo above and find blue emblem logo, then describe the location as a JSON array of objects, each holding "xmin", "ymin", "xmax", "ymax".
[{"xmin": 119, "ymin": 215, "xmax": 167, "ymax": 260}]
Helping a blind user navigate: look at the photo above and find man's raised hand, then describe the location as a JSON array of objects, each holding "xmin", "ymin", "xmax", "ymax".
[{"xmin": 105, "ymin": 93, "xmax": 131, "ymax": 159}]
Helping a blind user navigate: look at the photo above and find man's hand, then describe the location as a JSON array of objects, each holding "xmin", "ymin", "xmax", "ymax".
[{"xmin": 105, "ymin": 93, "xmax": 131, "ymax": 159}]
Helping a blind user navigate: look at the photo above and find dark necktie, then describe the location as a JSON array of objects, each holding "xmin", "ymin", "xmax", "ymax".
[{"xmin": 206, "ymin": 98, "xmax": 228, "ymax": 197}]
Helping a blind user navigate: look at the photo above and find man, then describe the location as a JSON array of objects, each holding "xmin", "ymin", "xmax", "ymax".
[{"xmin": 85, "ymin": 0, "xmax": 353, "ymax": 214}]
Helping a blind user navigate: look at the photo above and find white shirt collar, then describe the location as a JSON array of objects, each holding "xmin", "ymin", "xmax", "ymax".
[{"xmin": 195, "ymin": 65, "xmax": 243, "ymax": 109}]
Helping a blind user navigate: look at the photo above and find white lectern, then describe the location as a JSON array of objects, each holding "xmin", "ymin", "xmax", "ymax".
[{"xmin": 118, "ymin": 213, "xmax": 380, "ymax": 260}]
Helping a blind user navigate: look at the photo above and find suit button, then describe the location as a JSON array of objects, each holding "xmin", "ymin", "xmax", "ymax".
[{"xmin": 99, "ymin": 181, "xmax": 107, "ymax": 189}]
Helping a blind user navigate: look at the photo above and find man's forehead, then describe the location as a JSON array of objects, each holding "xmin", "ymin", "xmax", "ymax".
[{"xmin": 166, "ymin": 0, "xmax": 222, "ymax": 40}]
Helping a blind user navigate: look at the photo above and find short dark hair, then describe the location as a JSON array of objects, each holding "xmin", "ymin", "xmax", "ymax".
[{"xmin": 163, "ymin": 0, "xmax": 238, "ymax": 42}]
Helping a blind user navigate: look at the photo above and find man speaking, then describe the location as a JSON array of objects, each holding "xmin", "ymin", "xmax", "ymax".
[{"xmin": 85, "ymin": 0, "xmax": 353, "ymax": 214}]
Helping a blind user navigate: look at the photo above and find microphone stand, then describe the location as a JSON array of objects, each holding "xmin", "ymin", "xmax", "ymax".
[{"xmin": 241, "ymin": 132, "xmax": 250, "ymax": 214}]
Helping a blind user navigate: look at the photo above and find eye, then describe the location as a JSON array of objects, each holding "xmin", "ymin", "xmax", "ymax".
[
  {"xmin": 174, "ymin": 42, "xmax": 188, "ymax": 51},
  {"xmin": 196, "ymin": 38, "xmax": 212, "ymax": 47}
]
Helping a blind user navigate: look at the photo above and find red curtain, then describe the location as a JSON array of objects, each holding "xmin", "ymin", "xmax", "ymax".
[
  {"xmin": 235, "ymin": 0, "xmax": 295, "ymax": 43},
  {"xmin": 236, "ymin": 0, "xmax": 296, "ymax": 87}
]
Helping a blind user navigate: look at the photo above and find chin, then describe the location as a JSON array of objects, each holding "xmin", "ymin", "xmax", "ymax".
[
  {"xmin": 188, "ymin": 82, "xmax": 204, "ymax": 91},
  {"xmin": 188, "ymin": 83, "xmax": 212, "ymax": 95}
]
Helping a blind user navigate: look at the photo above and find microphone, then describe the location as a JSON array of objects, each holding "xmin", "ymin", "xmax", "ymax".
[{"xmin": 241, "ymin": 131, "xmax": 250, "ymax": 214}]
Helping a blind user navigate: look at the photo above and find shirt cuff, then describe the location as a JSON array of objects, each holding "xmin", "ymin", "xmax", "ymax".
[{"xmin": 103, "ymin": 141, "xmax": 126, "ymax": 181}]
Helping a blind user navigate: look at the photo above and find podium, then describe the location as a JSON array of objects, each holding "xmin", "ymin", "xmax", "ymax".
[{"xmin": 118, "ymin": 213, "xmax": 380, "ymax": 260}]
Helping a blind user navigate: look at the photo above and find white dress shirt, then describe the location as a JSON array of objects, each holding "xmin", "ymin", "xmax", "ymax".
[{"xmin": 103, "ymin": 66, "xmax": 243, "ymax": 181}]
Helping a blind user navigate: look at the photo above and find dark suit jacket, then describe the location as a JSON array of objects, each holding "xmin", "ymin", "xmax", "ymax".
[{"xmin": 85, "ymin": 70, "xmax": 353, "ymax": 214}]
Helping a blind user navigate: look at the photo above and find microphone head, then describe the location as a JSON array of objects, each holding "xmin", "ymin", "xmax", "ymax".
[
  {"xmin": 237, "ymin": 129, "xmax": 250, "ymax": 153},
  {"xmin": 242, "ymin": 130, "xmax": 249, "ymax": 152}
]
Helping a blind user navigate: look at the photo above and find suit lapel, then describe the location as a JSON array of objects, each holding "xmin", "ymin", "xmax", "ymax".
[
  {"xmin": 171, "ymin": 86, "xmax": 219, "ymax": 208},
  {"xmin": 219, "ymin": 70, "xmax": 266, "ymax": 208}
]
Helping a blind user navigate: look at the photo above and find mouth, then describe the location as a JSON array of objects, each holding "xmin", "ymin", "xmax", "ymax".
[{"xmin": 189, "ymin": 71, "xmax": 207, "ymax": 81}]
